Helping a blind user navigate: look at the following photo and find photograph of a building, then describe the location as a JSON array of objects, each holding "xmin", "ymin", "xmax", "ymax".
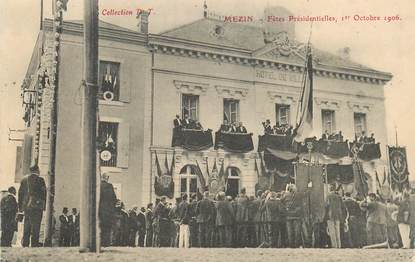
[{"xmin": 19, "ymin": 5, "xmax": 392, "ymax": 215}]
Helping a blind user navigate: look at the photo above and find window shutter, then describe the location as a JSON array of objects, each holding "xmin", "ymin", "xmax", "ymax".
[{"xmin": 117, "ymin": 122, "xmax": 130, "ymax": 168}]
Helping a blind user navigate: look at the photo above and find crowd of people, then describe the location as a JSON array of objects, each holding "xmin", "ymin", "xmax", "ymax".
[
  {"xmin": 262, "ymin": 119, "xmax": 293, "ymax": 136},
  {"xmin": 174, "ymin": 114, "xmax": 204, "ymax": 131},
  {"xmin": 97, "ymin": 175, "xmax": 415, "ymax": 249},
  {"xmin": 321, "ymin": 130, "xmax": 344, "ymax": 142},
  {"xmin": 3, "ymin": 164, "xmax": 415, "ymax": 249}
]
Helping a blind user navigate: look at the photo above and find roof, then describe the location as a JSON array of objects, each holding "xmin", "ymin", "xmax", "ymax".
[
  {"xmin": 67, "ymin": 19, "xmax": 137, "ymax": 33},
  {"xmin": 160, "ymin": 18, "xmax": 384, "ymax": 74}
]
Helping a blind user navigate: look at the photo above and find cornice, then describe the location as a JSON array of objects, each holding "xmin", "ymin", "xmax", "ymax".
[{"xmin": 43, "ymin": 19, "xmax": 392, "ymax": 85}]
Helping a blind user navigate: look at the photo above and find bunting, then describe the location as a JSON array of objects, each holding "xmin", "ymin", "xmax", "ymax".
[
  {"xmin": 195, "ymin": 160, "xmax": 207, "ymax": 190},
  {"xmin": 154, "ymin": 152, "xmax": 174, "ymax": 198}
]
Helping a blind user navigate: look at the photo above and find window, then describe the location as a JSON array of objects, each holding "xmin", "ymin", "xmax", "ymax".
[
  {"xmin": 99, "ymin": 61, "xmax": 120, "ymax": 101},
  {"xmin": 321, "ymin": 110, "xmax": 335, "ymax": 134},
  {"xmin": 225, "ymin": 167, "xmax": 240, "ymax": 199},
  {"xmin": 182, "ymin": 94, "xmax": 199, "ymax": 121},
  {"xmin": 276, "ymin": 104, "xmax": 290, "ymax": 126},
  {"xmin": 223, "ymin": 99, "xmax": 240, "ymax": 124},
  {"xmin": 354, "ymin": 113, "xmax": 367, "ymax": 136},
  {"xmin": 179, "ymin": 165, "xmax": 198, "ymax": 196},
  {"xmin": 98, "ymin": 121, "xmax": 118, "ymax": 167}
]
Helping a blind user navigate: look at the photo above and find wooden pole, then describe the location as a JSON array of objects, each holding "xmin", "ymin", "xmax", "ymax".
[{"xmin": 80, "ymin": 0, "xmax": 99, "ymax": 253}]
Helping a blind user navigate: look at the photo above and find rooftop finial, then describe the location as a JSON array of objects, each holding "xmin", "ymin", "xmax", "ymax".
[{"xmin": 203, "ymin": 0, "xmax": 208, "ymax": 18}]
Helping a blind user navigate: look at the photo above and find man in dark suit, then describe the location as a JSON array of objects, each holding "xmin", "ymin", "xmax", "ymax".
[
  {"xmin": 182, "ymin": 113, "xmax": 192, "ymax": 129},
  {"xmin": 196, "ymin": 191, "xmax": 215, "ymax": 248},
  {"xmin": 145, "ymin": 203, "xmax": 153, "ymax": 247},
  {"xmin": 219, "ymin": 119, "xmax": 230, "ymax": 133},
  {"xmin": 215, "ymin": 192, "xmax": 235, "ymax": 247},
  {"xmin": 127, "ymin": 206, "xmax": 139, "ymax": 247},
  {"xmin": 69, "ymin": 208, "xmax": 80, "ymax": 246},
  {"xmin": 18, "ymin": 164, "xmax": 47, "ymax": 247},
  {"xmin": 229, "ymin": 122, "xmax": 238, "ymax": 133},
  {"xmin": 173, "ymin": 114, "xmax": 182, "ymax": 128},
  {"xmin": 137, "ymin": 207, "xmax": 146, "ymax": 247},
  {"xmin": 262, "ymin": 120, "xmax": 272, "ymax": 135},
  {"xmin": 59, "ymin": 207, "xmax": 72, "ymax": 246},
  {"xmin": 236, "ymin": 122, "xmax": 247, "ymax": 133},
  {"xmin": 1, "ymin": 187, "xmax": 18, "ymax": 247},
  {"xmin": 235, "ymin": 188, "xmax": 250, "ymax": 247},
  {"xmin": 99, "ymin": 173, "xmax": 117, "ymax": 247}
]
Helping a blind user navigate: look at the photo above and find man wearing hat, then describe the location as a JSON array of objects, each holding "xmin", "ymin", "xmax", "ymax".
[
  {"xmin": 18, "ymin": 164, "xmax": 47, "ymax": 247},
  {"xmin": 1, "ymin": 186, "xmax": 18, "ymax": 247},
  {"xmin": 59, "ymin": 207, "xmax": 72, "ymax": 246},
  {"xmin": 99, "ymin": 173, "xmax": 117, "ymax": 247}
]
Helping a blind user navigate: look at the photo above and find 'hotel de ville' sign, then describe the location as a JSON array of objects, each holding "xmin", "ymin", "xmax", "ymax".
[{"xmin": 255, "ymin": 69, "xmax": 303, "ymax": 86}]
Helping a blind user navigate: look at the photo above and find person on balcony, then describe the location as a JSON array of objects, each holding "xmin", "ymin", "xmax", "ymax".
[
  {"xmin": 194, "ymin": 121, "xmax": 203, "ymax": 131},
  {"xmin": 182, "ymin": 113, "xmax": 193, "ymax": 129},
  {"xmin": 236, "ymin": 122, "xmax": 247, "ymax": 133},
  {"xmin": 368, "ymin": 133, "xmax": 376, "ymax": 144},
  {"xmin": 174, "ymin": 114, "xmax": 183, "ymax": 129},
  {"xmin": 335, "ymin": 131, "xmax": 344, "ymax": 142},
  {"xmin": 262, "ymin": 119, "xmax": 273, "ymax": 135},
  {"xmin": 229, "ymin": 122, "xmax": 238, "ymax": 133},
  {"xmin": 322, "ymin": 130, "xmax": 330, "ymax": 141},
  {"xmin": 219, "ymin": 119, "xmax": 231, "ymax": 133}
]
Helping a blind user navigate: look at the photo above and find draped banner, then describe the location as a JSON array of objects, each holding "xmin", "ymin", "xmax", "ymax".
[
  {"xmin": 214, "ymin": 131, "xmax": 254, "ymax": 153},
  {"xmin": 388, "ymin": 146, "xmax": 409, "ymax": 191},
  {"xmin": 325, "ymin": 164, "xmax": 354, "ymax": 184},
  {"xmin": 350, "ymin": 142, "xmax": 381, "ymax": 161},
  {"xmin": 317, "ymin": 140, "xmax": 350, "ymax": 158},
  {"xmin": 258, "ymin": 134, "xmax": 293, "ymax": 152},
  {"xmin": 295, "ymin": 163, "xmax": 325, "ymax": 224},
  {"xmin": 254, "ymin": 158, "xmax": 271, "ymax": 193},
  {"xmin": 172, "ymin": 129, "xmax": 213, "ymax": 151},
  {"xmin": 154, "ymin": 152, "xmax": 175, "ymax": 199},
  {"xmin": 352, "ymin": 160, "xmax": 369, "ymax": 199}
]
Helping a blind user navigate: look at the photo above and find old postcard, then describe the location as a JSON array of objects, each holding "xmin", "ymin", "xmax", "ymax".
[{"xmin": 0, "ymin": 0, "xmax": 414, "ymax": 261}]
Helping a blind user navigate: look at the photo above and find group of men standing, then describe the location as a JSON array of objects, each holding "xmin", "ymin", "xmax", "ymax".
[{"xmin": 58, "ymin": 207, "xmax": 79, "ymax": 246}]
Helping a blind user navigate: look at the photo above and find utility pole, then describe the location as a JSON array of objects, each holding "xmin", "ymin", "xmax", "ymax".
[{"xmin": 80, "ymin": 0, "xmax": 99, "ymax": 253}]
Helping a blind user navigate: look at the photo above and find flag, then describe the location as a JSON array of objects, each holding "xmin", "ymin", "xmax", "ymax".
[
  {"xmin": 375, "ymin": 171, "xmax": 382, "ymax": 190},
  {"xmin": 259, "ymin": 152, "xmax": 268, "ymax": 177},
  {"xmin": 218, "ymin": 161, "xmax": 225, "ymax": 180},
  {"xmin": 170, "ymin": 151, "xmax": 175, "ymax": 176},
  {"xmin": 254, "ymin": 158, "xmax": 259, "ymax": 177},
  {"xmin": 352, "ymin": 160, "xmax": 368, "ymax": 198},
  {"xmin": 155, "ymin": 152, "xmax": 162, "ymax": 177},
  {"xmin": 195, "ymin": 160, "xmax": 206, "ymax": 190},
  {"xmin": 212, "ymin": 158, "xmax": 218, "ymax": 174},
  {"xmin": 206, "ymin": 158, "xmax": 210, "ymax": 178},
  {"xmin": 294, "ymin": 47, "xmax": 313, "ymax": 142},
  {"xmin": 164, "ymin": 153, "xmax": 169, "ymax": 174},
  {"xmin": 388, "ymin": 146, "xmax": 409, "ymax": 191}
]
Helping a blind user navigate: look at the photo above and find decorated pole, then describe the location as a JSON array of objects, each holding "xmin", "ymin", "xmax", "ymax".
[
  {"xmin": 80, "ymin": 0, "xmax": 99, "ymax": 252},
  {"xmin": 44, "ymin": 0, "xmax": 67, "ymax": 247}
]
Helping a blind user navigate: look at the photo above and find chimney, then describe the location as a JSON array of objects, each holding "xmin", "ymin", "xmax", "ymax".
[
  {"xmin": 137, "ymin": 10, "xmax": 149, "ymax": 34},
  {"xmin": 337, "ymin": 47, "xmax": 351, "ymax": 60}
]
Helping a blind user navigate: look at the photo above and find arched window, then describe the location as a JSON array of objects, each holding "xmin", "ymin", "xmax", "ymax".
[
  {"xmin": 179, "ymin": 165, "xmax": 198, "ymax": 197},
  {"xmin": 225, "ymin": 166, "xmax": 240, "ymax": 199}
]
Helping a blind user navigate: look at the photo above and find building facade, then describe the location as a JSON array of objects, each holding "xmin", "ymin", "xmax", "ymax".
[{"xmin": 19, "ymin": 6, "xmax": 392, "ymax": 214}]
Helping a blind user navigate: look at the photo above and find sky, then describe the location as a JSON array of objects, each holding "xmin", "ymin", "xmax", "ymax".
[{"xmin": 1, "ymin": 0, "xmax": 415, "ymax": 188}]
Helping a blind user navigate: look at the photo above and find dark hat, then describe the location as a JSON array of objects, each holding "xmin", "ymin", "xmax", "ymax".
[
  {"xmin": 140, "ymin": 207, "xmax": 146, "ymax": 212},
  {"xmin": 63, "ymin": 207, "xmax": 69, "ymax": 213},
  {"xmin": 30, "ymin": 164, "xmax": 40, "ymax": 174}
]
